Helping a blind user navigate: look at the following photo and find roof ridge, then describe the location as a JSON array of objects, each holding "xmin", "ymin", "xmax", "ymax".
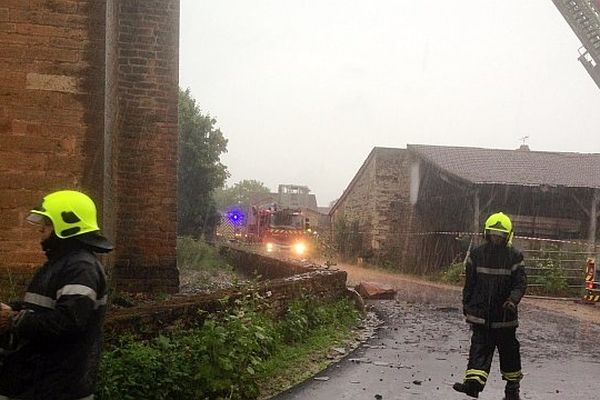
[{"xmin": 407, "ymin": 143, "xmax": 600, "ymax": 157}]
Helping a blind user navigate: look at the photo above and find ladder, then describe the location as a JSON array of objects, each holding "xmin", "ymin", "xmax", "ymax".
[{"xmin": 552, "ymin": 0, "xmax": 600, "ymax": 89}]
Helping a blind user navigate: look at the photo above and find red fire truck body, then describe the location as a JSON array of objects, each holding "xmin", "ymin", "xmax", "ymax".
[{"xmin": 247, "ymin": 207, "xmax": 310, "ymax": 257}]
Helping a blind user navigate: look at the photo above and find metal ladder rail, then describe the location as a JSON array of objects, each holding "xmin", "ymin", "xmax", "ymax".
[
  {"xmin": 552, "ymin": 0, "xmax": 600, "ymax": 58},
  {"xmin": 552, "ymin": 0, "xmax": 600, "ymax": 88}
]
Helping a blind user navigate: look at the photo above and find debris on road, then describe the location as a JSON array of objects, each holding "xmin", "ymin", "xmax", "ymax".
[{"xmin": 355, "ymin": 281, "xmax": 397, "ymax": 300}]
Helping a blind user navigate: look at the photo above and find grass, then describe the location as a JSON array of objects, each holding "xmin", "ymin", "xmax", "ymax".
[
  {"xmin": 97, "ymin": 295, "xmax": 362, "ymax": 400},
  {"xmin": 177, "ymin": 236, "xmax": 242, "ymax": 291},
  {"xmin": 177, "ymin": 236, "xmax": 231, "ymax": 271},
  {"xmin": 257, "ymin": 321, "xmax": 360, "ymax": 398}
]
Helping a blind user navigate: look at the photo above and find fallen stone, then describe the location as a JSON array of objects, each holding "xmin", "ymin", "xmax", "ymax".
[
  {"xmin": 355, "ymin": 281, "xmax": 397, "ymax": 300},
  {"xmin": 373, "ymin": 361, "xmax": 389, "ymax": 366},
  {"xmin": 349, "ymin": 357, "xmax": 372, "ymax": 364}
]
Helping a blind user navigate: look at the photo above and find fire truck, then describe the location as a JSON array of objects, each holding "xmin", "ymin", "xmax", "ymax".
[{"xmin": 247, "ymin": 205, "xmax": 312, "ymax": 257}]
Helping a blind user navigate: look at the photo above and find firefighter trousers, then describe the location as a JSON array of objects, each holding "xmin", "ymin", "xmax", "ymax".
[{"xmin": 463, "ymin": 325, "xmax": 523, "ymax": 391}]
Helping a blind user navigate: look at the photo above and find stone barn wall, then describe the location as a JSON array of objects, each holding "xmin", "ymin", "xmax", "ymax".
[
  {"xmin": 330, "ymin": 148, "xmax": 381, "ymax": 255},
  {"xmin": 330, "ymin": 147, "xmax": 418, "ymax": 266}
]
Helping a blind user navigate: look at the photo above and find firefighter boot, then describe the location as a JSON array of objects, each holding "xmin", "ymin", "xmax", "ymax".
[
  {"xmin": 503, "ymin": 381, "xmax": 521, "ymax": 400},
  {"xmin": 452, "ymin": 381, "xmax": 480, "ymax": 398}
]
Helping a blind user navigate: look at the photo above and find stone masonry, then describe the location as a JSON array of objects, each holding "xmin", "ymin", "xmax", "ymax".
[
  {"xmin": 0, "ymin": 0, "xmax": 180, "ymax": 295},
  {"xmin": 330, "ymin": 147, "xmax": 418, "ymax": 263}
]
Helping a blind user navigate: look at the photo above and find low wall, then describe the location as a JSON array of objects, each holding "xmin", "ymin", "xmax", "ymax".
[
  {"xmin": 104, "ymin": 248, "xmax": 348, "ymax": 342},
  {"xmin": 218, "ymin": 245, "xmax": 319, "ymax": 279}
]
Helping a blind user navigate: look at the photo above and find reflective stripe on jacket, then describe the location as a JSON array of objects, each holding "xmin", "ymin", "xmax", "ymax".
[
  {"xmin": 463, "ymin": 242, "xmax": 527, "ymax": 329},
  {"xmin": 0, "ymin": 244, "xmax": 107, "ymax": 400}
]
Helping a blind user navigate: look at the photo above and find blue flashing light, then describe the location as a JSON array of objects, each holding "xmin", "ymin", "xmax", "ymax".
[{"xmin": 226, "ymin": 208, "xmax": 246, "ymax": 226}]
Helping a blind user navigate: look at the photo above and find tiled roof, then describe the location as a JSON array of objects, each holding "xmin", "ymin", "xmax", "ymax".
[{"xmin": 408, "ymin": 144, "xmax": 600, "ymax": 189}]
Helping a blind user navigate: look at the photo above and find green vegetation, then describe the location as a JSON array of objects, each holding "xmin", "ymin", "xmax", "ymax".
[
  {"xmin": 97, "ymin": 295, "xmax": 361, "ymax": 400},
  {"xmin": 439, "ymin": 262, "xmax": 465, "ymax": 284},
  {"xmin": 177, "ymin": 236, "xmax": 241, "ymax": 292},
  {"xmin": 526, "ymin": 244, "xmax": 581, "ymax": 297},
  {"xmin": 529, "ymin": 255, "xmax": 570, "ymax": 296},
  {"xmin": 257, "ymin": 311, "xmax": 359, "ymax": 398},
  {"xmin": 538, "ymin": 259, "xmax": 569, "ymax": 294},
  {"xmin": 178, "ymin": 236, "xmax": 231, "ymax": 271},
  {"xmin": 178, "ymin": 87, "xmax": 229, "ymax": 238},
  {"xmin": 213, "ymin": 179, "xmax": 271, "ymax": 211},
  {"xmin": 435, "ymin": 244, "xmax": 580, "ymax": 297}
]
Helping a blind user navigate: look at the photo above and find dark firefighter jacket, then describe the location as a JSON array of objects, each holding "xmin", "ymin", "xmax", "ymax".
[
  {"xmin": 463, "ymin": 241, "xmax": 527, "ymax": 329},
  {"xmin": 0, "ymin": 235, "xmax": 110, "ymax": 400}
]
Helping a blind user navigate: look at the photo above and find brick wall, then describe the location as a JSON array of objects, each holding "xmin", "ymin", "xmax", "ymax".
[
  {"xmin": 110, "ymin": 0, "xmax": 180, "ymax": 293},
  {"xmin": 0, "ymin": 1, "xmax": 106, "ymax": 294},
  {"xmin": 104, "ymin": 0, "xmax": 120, "ymax": 258},
  {"xmin": 0, "ymin": 0, "xmax": 180, "ymax": 296}
]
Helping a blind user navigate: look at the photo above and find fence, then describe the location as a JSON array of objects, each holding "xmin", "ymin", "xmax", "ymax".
[
  {"xmin": 513, "ymin": 236, "xmax": 596, "ymax": 292},
  {"xmin": 406, "ymin": 232, "xmax": 596, "ymax": 294}
]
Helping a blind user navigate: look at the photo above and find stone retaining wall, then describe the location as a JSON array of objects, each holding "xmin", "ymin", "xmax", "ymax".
[{"xmin": 104, "ymin": 248, "xmax": 349, "ymax": 341}]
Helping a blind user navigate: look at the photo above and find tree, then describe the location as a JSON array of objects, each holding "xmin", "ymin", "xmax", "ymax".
[
  {"xmin": 178, "ymin": 88, "xmax": 229, "ymax": 237},
  {"xmin": 213, "ymin": 180, "xmax": 272, "ymax": 212}
]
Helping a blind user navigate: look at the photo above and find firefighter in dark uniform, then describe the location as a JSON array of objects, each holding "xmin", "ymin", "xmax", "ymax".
[
  {"xmin": 453, "ymin": 212, "xmax": 527, "ymax": 400},
  {"xmin": 0, "ymin": 190, "xmax": 112, "ymax": 400}
]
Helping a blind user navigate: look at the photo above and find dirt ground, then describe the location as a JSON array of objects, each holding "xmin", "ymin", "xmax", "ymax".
[
  {"xmin": 273, "ymin": 262, "xmax": 600, "ymax": 400},
  {"xmin": 334, "ymin": 261, "xmax": 600, "ymax": 324}
]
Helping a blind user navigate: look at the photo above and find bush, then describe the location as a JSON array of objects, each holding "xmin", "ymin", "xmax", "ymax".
[
  {"xmin": 97, "ymin": 296, "xmax": 360, "ymax": 400},
  {"xmin": 440, "ymin": 262, "xmax": 464, "ymax": 284},
  {"xmin": 98, "ymin": 300, "xmax": 277, "ymax": 400},
  {"xmin": 278, "ymin": 296, "xmax": 359, "ymax": 344},
  {"xmin": 177, "ymin": 236, "xmax": 228, "ymax": 271},
  {"xmin": 537, "ymin": 259, "xmax": 568, "ymax": 294},
  {"xmin": 527, "ymin": 245, "xmax": 572, "ymax": 296}
]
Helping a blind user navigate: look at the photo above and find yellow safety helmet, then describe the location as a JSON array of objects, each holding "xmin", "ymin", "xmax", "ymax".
[
  {"xmin": 483, "ymin": 212, "xmax": 513, "ymax": 244},
  {"xmin": 26, "ymin": 190, "xmax": 100, "ymax": 239}
]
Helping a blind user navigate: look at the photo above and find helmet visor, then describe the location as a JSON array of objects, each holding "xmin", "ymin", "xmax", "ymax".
[
  {"xmin": 25, "ymin": 213, "xmax": 51, "ymax": 226},
  {"xmin": 485, "ymin": 229, "xmax": 508, "ymax": 239}
]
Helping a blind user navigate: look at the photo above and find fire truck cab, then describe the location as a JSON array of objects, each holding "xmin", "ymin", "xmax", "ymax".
[{"xmin": 248, "ymin": 206, "xmax": 311, "ymax": 257}]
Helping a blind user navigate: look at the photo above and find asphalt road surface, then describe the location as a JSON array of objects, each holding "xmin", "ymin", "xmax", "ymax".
[{"xmin": 272, "ymin": 280, "xmax": 600, "ymax": 400}]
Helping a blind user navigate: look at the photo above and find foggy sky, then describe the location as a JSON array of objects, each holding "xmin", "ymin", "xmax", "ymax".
[{"xmin": 179, "ymin": 0, "xmax": 600, "ymax": 207}]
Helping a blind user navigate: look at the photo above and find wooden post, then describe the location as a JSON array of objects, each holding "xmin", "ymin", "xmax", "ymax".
[
  {"xmin": 473, "ymin": 190, "xmax": 480, "ymax": 233},
  {"xmin": 590, "ymin": 189, "xmax": 599, "ymax": 254}
]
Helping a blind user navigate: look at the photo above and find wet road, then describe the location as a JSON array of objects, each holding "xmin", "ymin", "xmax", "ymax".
[{"xmin": 272, "ymin": 283, "xmax": 600, "ymax": 400}]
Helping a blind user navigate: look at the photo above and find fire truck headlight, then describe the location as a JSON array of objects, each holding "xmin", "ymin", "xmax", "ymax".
[
  {"xmin": 266, "ymin": 242, "xmax": 274, "ymax": 252},
  {"xmin": 293, "ymin": 242, "xmax": 306, "ymax": 255}
]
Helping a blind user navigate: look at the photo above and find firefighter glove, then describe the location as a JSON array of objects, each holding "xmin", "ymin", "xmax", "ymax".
[
  {"xmin": 502, "ymin": 300, "xmax": 517, "ymax": 314},
  {"xmin": 0, "ymin": 307, "xmax": 16, "ymax": 334}
]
